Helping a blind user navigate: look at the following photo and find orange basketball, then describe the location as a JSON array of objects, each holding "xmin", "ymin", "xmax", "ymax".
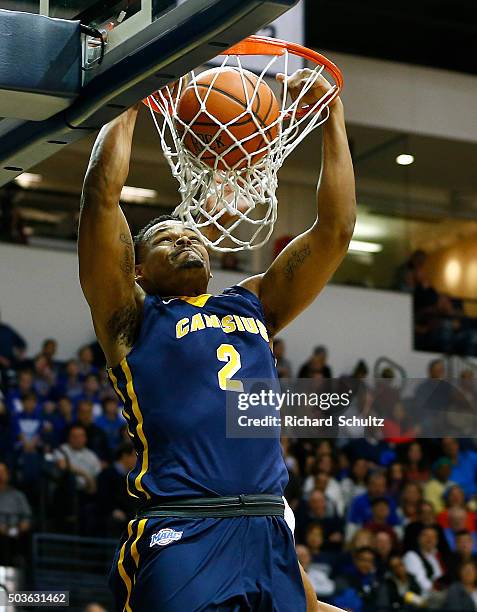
[{"xmin": 175, "ymin": 67, "xmax": 280, "ymax": 170}]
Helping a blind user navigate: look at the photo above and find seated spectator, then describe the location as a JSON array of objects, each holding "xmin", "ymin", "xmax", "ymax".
[
  {"xmin": 52, "ymin": 359, "xmax": 83, "ymax": 402},
  {"xmin": 373, "ymin": 530, "xmax": 396, "ymax": 579},
  {"xmin": 342, "ymin": 436, "xmax": 394, "ymax": 467},
  {"xmin": 0, "ymin": 310, "xmax": 27, "ymax": 368},
  {"xmin": 50, "ymin": 396, "xmax": 75, "ymax": 444},
  {"xmin": 443, "ymin": 560, "xmax": 477, "ymax": 611},
  {"xmin": 346, "ymin": 471, "xmax": 400, "ymax": 540},
  {"xmin": 53, "ymin": 424, "xmax": 101, "ymax": 495},
  {"xmin": 333, "ymin": 546, "xmax": 379, "ymax": 612},
  {"xmin": 39, "ymin": 338, "xmax": 61, "ymax": 377},
  {"xmin": 304, "ymin": 460, "xmax": 345, "ymax": 516},
  {"xmin": 96, "ymin": 443, "xmax": 137, "ymax": 537},
  {"xmin": 423, "ymin": 457, "xmax": 455, "ymax": 514},
  {"xmin": 446, "ymin": 370, "xmax": 477, "ymax": 437},
  {"xmin": 403, "ymin": 500, "xmax": 450, "ymax": 559},
  {"xmin": 394, "ymin": 249, "xmax": 427, "ymax": 293},
  {"xmin": 76, "ymin": 400, "xmax": 110, "ymax": 461},
  {"xmin": 340, "ymin": 457, "xmax": 369, "ymax": 511},
  {"xmin": 95, "ymin": 397, "xmax": 124, "ymax": 452},
  {"xmin": 444, "ymin": 508, "xmax": 477, "ymax": 553},
  {"xmin": 413, "ymin": 360, "xmax": 452, "ymax": 436},
  {"xmin": 445, "ymin": 530, "xmax": 477, "ymax": 584},
  {"xmin": 383, "ymin": 401, "xmax": 420, "ymax": 445},
  {"xmin": 376, "ymin": 553, "xmax": 425, "ymax": 610},
  {"xmin": 398, "ymin": 482, "xmax": 423, "ymax": 527},
  {"xmin": 6, "ymin": 369, "xmax": 34, "ymax": 414},
  {"xmin": 77, "ymin": 345, "xmax": 98, "ymax": 379},
  {"xmin": 372, "ymin": 368, "xmax": 401, "ymax": 419},
  {"xmin": 298, "ymin": 346, "xmax": 332, "ymax": 379},
  {"xmin": 403, "ymin": 526, "xmax": 445, "ymax": 595},
  {"xmin": 31, "ymin": 354, "xmax": 56, "ymax": 399},
  {"xmin": 364, "ymin": 498, "xmax": 399, "ymax": 547},
  {"xmin": 0, "ymin": 462, "xmax": 32, "ymax": 566},
  {"xmin": 296, "ymin": 544, "xmax": 335, "ymax": 599},
  {"xmin": 437, "ymin": 484, "xmax": 476, "ymax": 530},
  {"xmin": 273, "ymin": 338, "xmax": 292, "ymax": 378},
  {"xmin": 403, "ymin": 441, "xmax": 430, "ymax": 483},
  {"xmin": 295, "ymin": 490, "xmax": 344, "ymax": 548},
  {"xmin": 304, "ymin": 522, "xmax": 339, "ymax": 570},
  {"xmin": 76, "ymin": 374, "xmax": 103, "ymax": 417},
  {"xmin": 281, "ymin": 437, "xmax": 299, "ymax": 476},
  {"xmin": 387, "ymin": 461, "xmax": 405, "ymax": 501},
  {"xmin": 11, "ymin": 392, "xmax": 42, "ymax": 452},
  {"xmin": 442, "ymin": 437, "xmax": 477, "ymax": 497}
]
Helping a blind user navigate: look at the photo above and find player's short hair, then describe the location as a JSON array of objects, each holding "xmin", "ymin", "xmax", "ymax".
[{"xmin": 133, "ymin": 214, "xmax": 178, "ymax": 262}]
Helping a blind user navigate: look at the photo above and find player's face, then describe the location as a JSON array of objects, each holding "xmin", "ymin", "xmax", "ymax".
[{"xmin": 136, "ymin": 221, "xmax": 211, "ymax": 295}]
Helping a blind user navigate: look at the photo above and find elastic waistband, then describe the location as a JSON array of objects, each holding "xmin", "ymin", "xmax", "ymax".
[{"xmin": 136, "ymin": 494, "xmax": 285, "ymax": 519}]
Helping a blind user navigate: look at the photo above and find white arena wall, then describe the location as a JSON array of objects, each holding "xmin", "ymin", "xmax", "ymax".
[{"xmin": 0, "ymin": 242, "xmax": 438, "ymax": 376}]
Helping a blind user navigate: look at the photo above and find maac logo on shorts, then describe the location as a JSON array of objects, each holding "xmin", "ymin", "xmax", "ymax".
[{"xmin": 150, "ymin": 528, "xmax": 183, "ymax": 547}]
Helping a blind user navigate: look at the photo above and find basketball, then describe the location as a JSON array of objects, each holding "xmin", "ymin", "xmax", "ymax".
[{"xmin": 175, "ymin": 67, "xmax": 280, "ymax": 170}]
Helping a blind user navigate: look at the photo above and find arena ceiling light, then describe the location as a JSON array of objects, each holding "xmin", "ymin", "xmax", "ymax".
[
  {"xmin": 14, "ymin": 172, "xmax": 42, "ymax": 188},
  {"xmin": 348, "ymin": 240, "xmax": 383, "ymax": 253},
  {"xmin": 120, "ymin": 186, "xmax": 157, "ymax": 203},
  {"xmin": 396, "ymin": 153, "xmax": 415, "ymax": 166}
]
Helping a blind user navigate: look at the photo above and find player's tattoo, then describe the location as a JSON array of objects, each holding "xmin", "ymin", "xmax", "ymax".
[
  {"xmin": 283, "ymin": 244, "xmax": 311, "ymax": 280},
  {"xmin": 119, "ymin": 233, "xmax": 134, "ymax": 275},
  {"xmin": 107, "ymin": 303, "xmax": 140, "ymax": 347}
]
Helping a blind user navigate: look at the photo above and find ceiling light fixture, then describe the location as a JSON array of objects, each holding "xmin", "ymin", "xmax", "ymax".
[
  {"xmin": 14, "ymin": 173, "xmax": 42, "ymax": 188},
  {"xmin": 396, "ymin": 154, "xmax": 414, "ymax": 166},
  {"xmin": 348, "ymin": 240, "xmax": 383, "ymax": 253}
]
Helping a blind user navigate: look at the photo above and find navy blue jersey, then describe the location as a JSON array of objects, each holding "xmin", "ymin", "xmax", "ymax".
[{"xmin": 108, "ymin": 285, "xmax": 288, "ymax": 502}]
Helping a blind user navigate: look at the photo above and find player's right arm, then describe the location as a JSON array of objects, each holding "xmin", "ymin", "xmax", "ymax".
[{"xmin": 78, "ymin": 105, "xmax": 144, "ymax": 367}]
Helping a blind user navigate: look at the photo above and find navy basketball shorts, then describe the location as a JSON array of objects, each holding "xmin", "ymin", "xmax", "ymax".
[{"xmin": 109, "ymin": 513, "xmax": 306, "ymax": 611}]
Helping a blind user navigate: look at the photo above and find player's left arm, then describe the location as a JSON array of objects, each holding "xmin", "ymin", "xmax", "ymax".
[{"xmin": 240, "ymin": 71, "xmax": 356, "ymax": 336}]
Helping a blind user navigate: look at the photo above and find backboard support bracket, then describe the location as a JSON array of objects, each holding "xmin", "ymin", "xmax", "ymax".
[{"xmin": 0, "ymin": 0, "xmax": 299, "ymax": 188}]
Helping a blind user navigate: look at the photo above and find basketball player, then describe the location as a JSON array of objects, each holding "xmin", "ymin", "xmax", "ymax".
[{"xmin": 79, "ymin": 69, "xmax": 355, "ymax": 611}]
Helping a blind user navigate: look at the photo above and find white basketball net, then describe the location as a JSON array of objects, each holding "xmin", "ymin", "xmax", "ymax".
[{"xmin": 147, "ymin": 47, "xmax": 340, "ymax": 251}]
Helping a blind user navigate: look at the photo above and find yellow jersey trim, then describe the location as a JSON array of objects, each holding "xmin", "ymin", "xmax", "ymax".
[
  {"xmin": 108, "ymin": 369, "xmax": 126, "ymax": 404},
  {"xmin": 120, "ymin": 358, "xmax": 151, "ymax": 500},
  {"xmin": 118, "ymin": 522, "xmax": 134, "ymax": 612},
  {"xmin": 179, "ymin": 294, "xmax": 212, "ymax": 307},
  {"xmin": 131, "ymin": 519, "xmax": 147, "ymax": 569}
]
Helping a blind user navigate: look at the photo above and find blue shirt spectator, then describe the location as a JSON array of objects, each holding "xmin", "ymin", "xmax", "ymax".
[
  {"xmin": 443, "ymin": 437, "xmax": 477, "ymax": 497},
  {"xmin": 6, "ymin": 370, "xmax": 35, "ymax": 413},
  {"xmin": 95, "ymin": 398, "xmax": 125, "ymax": 451},
  {"xmin": 347, "ymin": 472, "xmax": 400, "ymax": 539},
  {"xmin": 51, "ymin": 360, "xmax": 83, "ymax": 402},
  {"xmin": 11, "ymin": 393, "xmax": 42, "ymax": 448}
]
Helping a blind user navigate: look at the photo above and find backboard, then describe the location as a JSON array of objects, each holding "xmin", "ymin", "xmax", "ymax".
[{"xmin": 0, "ymin": 0, "xmax": 300, "ymax": 187}]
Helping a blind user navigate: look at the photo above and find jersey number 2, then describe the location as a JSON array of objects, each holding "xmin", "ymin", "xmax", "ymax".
[{"xmin": 217, "ymin": 344, "xmax": 244, "ymax": 392}]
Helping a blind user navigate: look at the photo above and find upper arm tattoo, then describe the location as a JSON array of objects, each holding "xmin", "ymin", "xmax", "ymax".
[
  {"xmin": 119, "ymin": 233, "xmax": 134, "ymax": 275},
  {"xmin": 283, "ymin": 244, "xmax": 311, "ymax": 281}
]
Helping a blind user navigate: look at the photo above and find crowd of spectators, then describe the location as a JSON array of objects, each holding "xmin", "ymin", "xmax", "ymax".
[
  {"xmin": 2, "ymin": 315, "xmax": 477, "ymax": 610},
  {"xmin": 395, "ymin": 250, "xmax": 477, "ymax": 357}
]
